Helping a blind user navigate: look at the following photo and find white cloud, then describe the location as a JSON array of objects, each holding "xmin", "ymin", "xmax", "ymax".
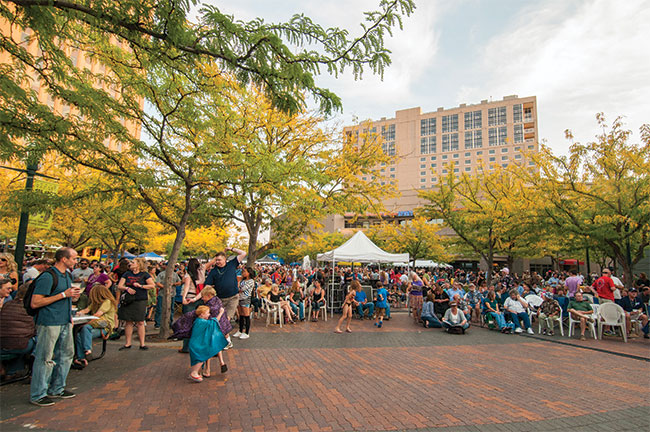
[{"xmin": 462, "ymin": 0, "xmax": 650, "ymax": 153}]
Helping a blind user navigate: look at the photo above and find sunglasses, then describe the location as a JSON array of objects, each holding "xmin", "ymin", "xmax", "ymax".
[{"xmin": 0, "ymin": 258, "xmax": 7, "ymax": 262}]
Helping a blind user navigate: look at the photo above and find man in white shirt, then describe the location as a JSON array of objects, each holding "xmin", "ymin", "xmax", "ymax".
[
  {"xmin": 504, "ymin": 290, "xmax": 534, "ymax": 334},
  {"xmin": 23, "ymin": 259, "xmax": 51, "ymax": 282},
  {"xmin": 610, "ymin": 270, "xmax": 624, "ymax": 300}
]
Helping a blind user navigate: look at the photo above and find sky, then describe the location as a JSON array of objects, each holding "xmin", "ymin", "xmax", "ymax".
[{"xmin": 196, "ymin": 0, "xmax": 650, "ymax": 155}]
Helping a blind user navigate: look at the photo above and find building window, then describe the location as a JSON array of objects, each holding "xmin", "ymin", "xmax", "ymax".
[
  {"xmin": 420, "ymin": 136, "xmax": 436, "ymax": 154},
  {"xmin": 502, "ymin": 163, "xmax": 508, "ymax": 168},
  {"xmin": 381, "ymin": 124, "xmax": 396, "ymax": 155},
  {"xmin": 528, "ymin": 145, "xmax": 535, "ymax": 149},
  {"xmin": 464, "ymin": 160, "xmax": 470, "ymax": 164},
  {"xmin": 453, "ymin": 153, "xmax": 459, "ymax": 159},
  {"xmin": 489, "ymin": 157, "xmax": 495, "ymax": 162},
  {"xmin": 489, "ymin": 128, "xmax": 497, "ymax": 146},
  {"xmin": 498, "ymin": 126, "xmax": 507, "ymax": 145},
  {"xmin": 420, "ymin": 117, "xmax": 436, "ymax": 136},
  {"xmin": 489, "ymin": 149, "xmax": 495, "ymax": 154},
  {"xmin": 420, "ymin": 164, "xmax": 426, "ymax": 168},
  {"xmin": 465, "ymin": 167, "xmax": 471, "ymax": 172},
  {"xmin": 501, "ymin": 147, "xmax": 508, "ymax": 153},
  {"xmin": 442, "ymin": 154, "xmax": 448, "ymax": 160},
  {"xmin": 514, "ymin": 124, "xmax": 523, "ymax": 143},
  {"xmin": 454, "ymin": 168, "xmax": 459, "ymax": 173},
  {"xmin": 431, "ymin": 163, "xmax": 436, "ymax": 168},
  {"xmin": 420, "ymin": 157, "xmax": 426, "ymax": 161},
  {"xmin": 488, "ymin": 106, "xmax": 507, "ymax": 126},
  {"xmin": 476, "ymin": 151, "xmax": 483, "ymax": 155},
  {"xmin": 442, "ymin": 114, "xmax": 459, "ymax": 133},
  {"xmin": 465, "ymin": 152, "xmax": 471, "ymax": 157},
  {"xmin": 420, "ymin": 171, "xmax": 426, "ymax": 176},
  {"xmin": 442, "ymin": 169, "xmax": 447, "ymax": 174},
  {"xmin": 524, "ymin": 107, "xmax": 533, "ymax": 122},
  {"xmin": 513, "ymin": 104, "xmax": 522, "ymax": 123},
  {"xmin": 430, "ymin": 156, "xmax": 436, "ymax": 161},
  {"xmin": 465, "ymin": 130, "xmax": 482, "ymax": 149},
  {"xmin": 502, "ymin": 156, "xmax": 508, "ymax": 161},
  {"xmin": 464, "ymin": 110, "xmax": 482, "ymax": 130},
  {"xmin": 442, "ymin": 133, "xmax": 459, "ymax": 152},
  {"xmin": 515, "ymin": 154, "xmax": 522, "ymax": 160}
]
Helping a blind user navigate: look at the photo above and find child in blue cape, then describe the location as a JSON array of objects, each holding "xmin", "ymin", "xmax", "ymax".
[
  {"xmin": 188, "ymin": 305, "xmax": 228, "ymax": 382},
  {"xmin": 375, "ymin": 284, "xmax": 389, "ymax": 328}
]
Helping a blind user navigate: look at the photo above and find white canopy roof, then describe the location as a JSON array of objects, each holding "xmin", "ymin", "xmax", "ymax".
[
  {"xmin": 395, "ymin": 259, "xmax": 452, "ymax": 268},
  {"xmin": 317, "ymin": 231, "xmax": 409, "ymax": 264}
]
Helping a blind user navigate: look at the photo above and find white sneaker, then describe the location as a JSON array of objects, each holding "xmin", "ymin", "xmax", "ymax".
[
  {"xmin": 514, "ymin": 327, "xmax": 523, "ymax": 333},
  {"xmin": 239, "ymin": 333, "xmax": 249, "ymax": 339},
  {"xmin": 527, "ymin": 328, "xmax": 534, "ymax": 335},
  {"xmin": 232, "ymin": 331, "xmax": 242, "ymax": 338}
]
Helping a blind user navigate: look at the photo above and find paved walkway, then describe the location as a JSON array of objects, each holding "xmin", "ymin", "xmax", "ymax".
[{"xmin": 1, "ymin": 313, "xmax": 648, "ymax": 431}]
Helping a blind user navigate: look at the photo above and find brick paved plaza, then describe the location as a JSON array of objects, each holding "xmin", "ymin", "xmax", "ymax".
[{"xmin": 1, "ymin": 313, "xmax": 648, "ymax": 432}]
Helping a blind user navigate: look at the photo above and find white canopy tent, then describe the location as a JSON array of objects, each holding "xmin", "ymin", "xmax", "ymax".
[
  {"xmin": 317, "ymin": 231, "xmax": 409, "ymax": 314},
  {"xmin": 317, "ymin": 231, "xmax": 409, "ymax": 264}
]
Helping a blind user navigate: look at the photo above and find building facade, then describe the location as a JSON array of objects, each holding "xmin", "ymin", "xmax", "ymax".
[{"xmin": 344, "ymin": 95, "xmax": 539, "ymax": 213}]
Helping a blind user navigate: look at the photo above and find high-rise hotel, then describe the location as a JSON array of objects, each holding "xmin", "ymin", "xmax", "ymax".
[{"xmin": 324, "ymin": 95, "xmax": 539, "ymax": 232}]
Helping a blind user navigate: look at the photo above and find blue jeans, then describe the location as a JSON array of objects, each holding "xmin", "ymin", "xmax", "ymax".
[
  {"xmin": 31, "ymin": 324, "xmax": 74, "ymax": 402},
  {"xmin": 155, "ymin": 295, "xmax": 174, "ymax": 327},
  {"xmin": 508, "ymin": 311, "xmax": 531, "ymax": 329},
  {"xmin": 357, "ymin": 302, "xmax": 375, "ymax": 318},
  {"xmin": 75, "ymin": 325, "xmax": 103, "ymax": 359},
  {"xmin": 290, "ymin": 302, "xmax": 304, "ymax": 320},
  {"xmin": 385, "ymin": 302, "xmax": 391, "ymax": 318},
  {"xmin": 442, "ymin": 321, "xmax": 470, "ymax": 330},
  {"xmin": 422, "ymin": 315, "xmax": 442, "ymax": 328},
  {"xmin": 1, "ymin": 338, "xmax": 35, "ymax": 375},
  {"xmin": 487, "ymin": 312, "xmax": 514, "ymax": 330}
]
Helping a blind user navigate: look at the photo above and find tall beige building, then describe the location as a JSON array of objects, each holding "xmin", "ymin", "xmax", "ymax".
[{"xmin": 344, "ymin": 95, "xmax": 539, "ymax": 214}]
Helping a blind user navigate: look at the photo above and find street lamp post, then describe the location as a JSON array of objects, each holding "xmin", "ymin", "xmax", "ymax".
[{"xmin": 625, "ymin": 222, "xmax": 632, "ymax": 287}]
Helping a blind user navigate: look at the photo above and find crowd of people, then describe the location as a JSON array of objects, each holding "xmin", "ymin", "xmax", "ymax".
[{"xmin": 1, "ymin": 247, "xmax": 649, "ymax": 405}]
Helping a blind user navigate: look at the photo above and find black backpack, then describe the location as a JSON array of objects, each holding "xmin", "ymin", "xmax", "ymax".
[{"xmin": 23, "ymin": 268, "xmax": 59, "ymax": 316}]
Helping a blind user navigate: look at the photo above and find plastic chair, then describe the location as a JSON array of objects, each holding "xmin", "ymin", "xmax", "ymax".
[
  {"xmin": 568, "ymin": 309, "xmax": 597, "ymax": 339},
  {"xmin": 307, "ymin": 299, "xmax": 328, "ymax": 322},
  {"xmin": 263, "ymin": 298, "xmax": 283, "ymax": 328},
  {"xmin": 525, "ymin": 294, "xmax": 543, "ymax": 325},
  {"xmin": 597, "ymin": 303, "xmax": 627, "ymax": 342}
]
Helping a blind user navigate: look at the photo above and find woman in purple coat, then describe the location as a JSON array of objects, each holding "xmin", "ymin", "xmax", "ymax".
[{"xmin": 172, "ymin": 287, "xmax": 232, "ymax": 352}]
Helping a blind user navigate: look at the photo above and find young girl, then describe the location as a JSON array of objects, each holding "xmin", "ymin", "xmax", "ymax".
[
  {"xmin": 334, "ymin": 283, "xmax": 359, "ymax": 333},
  {"xmin": 188, "ymin": 305, "xmax": 228, "ymax": 383},
  {"xmin": 375, "ymin": 283, "xmax": 388, "ymax": 328}
]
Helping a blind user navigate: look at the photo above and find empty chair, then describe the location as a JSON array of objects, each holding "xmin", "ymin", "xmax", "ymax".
[{"xmin": 597, "ymin": 303, "xmax": 627, "ymax": 342}]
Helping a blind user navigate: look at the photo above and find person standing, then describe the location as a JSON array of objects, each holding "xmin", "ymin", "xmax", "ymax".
[
  {"xmin": 564, "ymin": 269, "xmax": 582, "ymax": 298},
  {"xmin": 117, "ymin": 258, "xmax": 154, "ymax": 351},
  {"xmin": 233, "ymin": 267, "xmax": 256, "ymax": 339},
  {"xmin": 591, "ymin": 268, "xmax": 615, "ymax": 304},
  {"xmin": 29, "ymin": 247, "xmax": 80, "ymax": 407},
  {"xmin": 204, "ymin": 248, "xmax": 246, "ymax": 349}
]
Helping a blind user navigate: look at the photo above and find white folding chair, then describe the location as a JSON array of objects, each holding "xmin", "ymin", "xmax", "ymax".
[
  {"xmin": 307, "ymin": 299, "xmax": 328, "ymax": 322},
  {"xmin": 568, "ymin": 309, "xmax": 597, "ymax": 339},
  {"xmin": 525, "ymin": 294, "xmax": 543, "ymax": 325},
  {"xmin": 597, "ymin": 303, "xmax": 627, "ymax": 342},
  {"xmin": 263, "ymin": 298, "xmax": 283, "ymax": 328}
]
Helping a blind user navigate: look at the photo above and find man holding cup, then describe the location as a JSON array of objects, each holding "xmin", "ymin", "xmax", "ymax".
[{"xmin": 29, "ymin": 247, "xmax": 80, "ymax": 407}]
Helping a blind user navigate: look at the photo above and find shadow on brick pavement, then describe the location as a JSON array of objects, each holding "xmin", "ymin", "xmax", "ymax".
[{"xmin": 1, "ymin": 314, "xmax": 648, "ymax": 432}]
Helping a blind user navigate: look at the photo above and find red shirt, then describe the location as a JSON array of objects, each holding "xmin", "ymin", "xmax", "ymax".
[{"xmin": 593, "ymin": 275, "xmax": 615, "ymax": 300}]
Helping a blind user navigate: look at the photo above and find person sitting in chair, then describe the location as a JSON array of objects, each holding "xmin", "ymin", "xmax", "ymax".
[
  {"xmin": 442, "ymin": 302, "xmax": 469, "ymax": 333},
  {"xmin": 353, "ymin": 281, "xmax": 374, "ymax": 319},
  {"xmin": 567, "ymin": 291, "xmax": 594, "ymax": 341},
  {"xmin": 619, "ymin": 289, "xmax": 649, "ymax": 339},
  {"xmin": 504, "ymin": 289, "xmax": 534, "ymax": 334}
]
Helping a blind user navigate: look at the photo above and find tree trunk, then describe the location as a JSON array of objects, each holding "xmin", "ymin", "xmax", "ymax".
[
  {"xmin": 247, "ymin": 228, "xmax": 258, "ymax": 265},
  {"xmin": 159, "ymin": 216, "xmax": 189, "ymax": 339}
]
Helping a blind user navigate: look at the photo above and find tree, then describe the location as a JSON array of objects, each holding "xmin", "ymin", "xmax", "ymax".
[
  {"xmin": 1, "ymin": 1, "xmax": 415, "ymax": 337},
  {"xmin": 212, "ymin": 93, "xmax": 396, "ymax": 264},
  {"xmin": 366, "ymin": 217, "xmax": 451, "ymax": 265},
  {"xmin": 288, "ymin": 230, "xmax": 350, "ymax": 263},
  {"xmin": 419, "ymin": 164, "xmax": 531, "ymax": 285},
  {"xmin": 524, "ymin": 115, "xmax": 650, "ymax": 288}
]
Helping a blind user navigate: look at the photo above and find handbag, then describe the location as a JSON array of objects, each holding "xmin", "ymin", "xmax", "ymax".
[{"xmin": 120, "ymin": 291, "xmax": 136, "ymax": 307}]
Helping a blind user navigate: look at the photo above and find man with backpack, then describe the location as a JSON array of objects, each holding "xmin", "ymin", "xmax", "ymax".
[{"xmin": 28, "ymin": 247, "xmax": 80, "ymax": 407}]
